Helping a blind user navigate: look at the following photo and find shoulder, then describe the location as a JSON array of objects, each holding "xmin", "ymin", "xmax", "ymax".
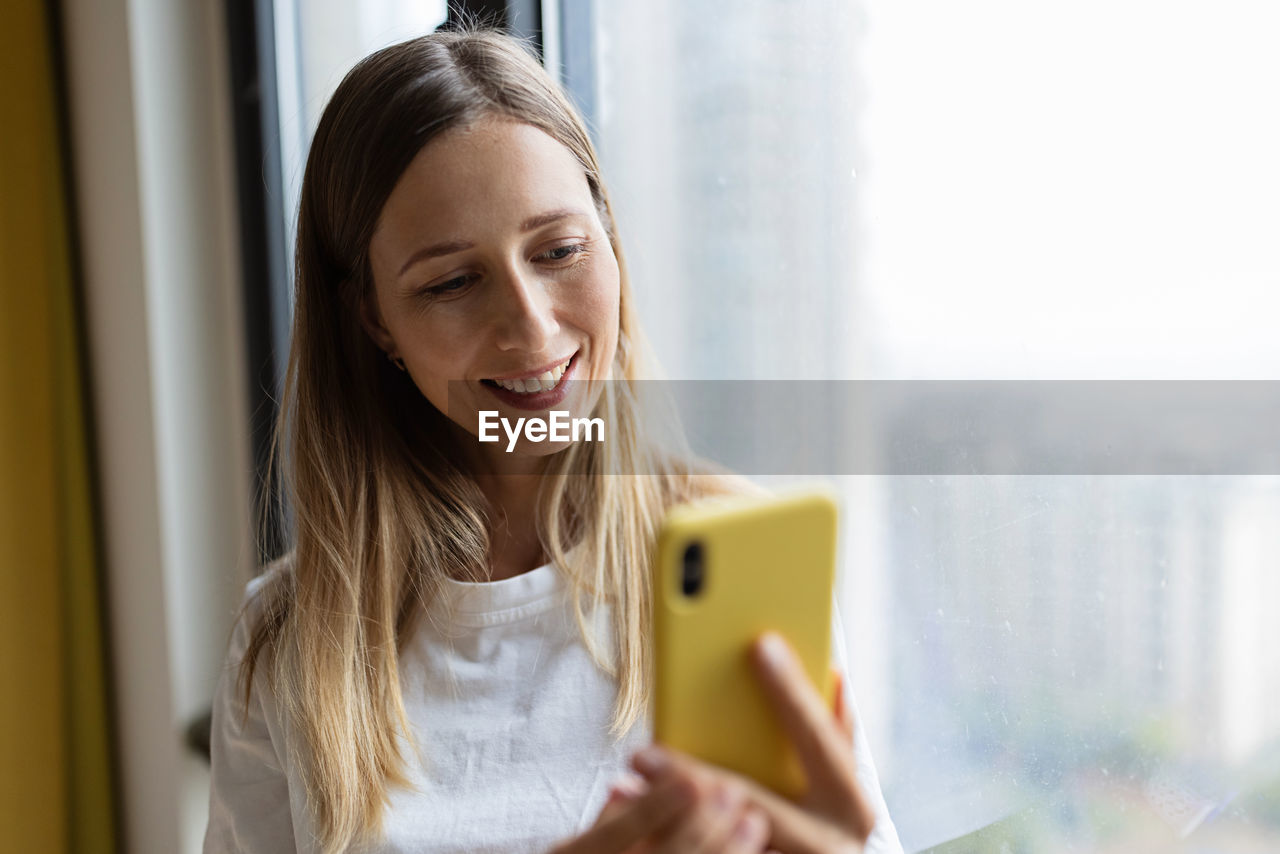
[
  {"xmin": 227, "ymin": 552, "xmax": 296, "ymax": 664},
  {"xmin": 245, "ymin": 552, "xmax": 294, "ymax": 615},
  {"xmin": 247, "ymin": 552, "xmax": 295, "ymax": 607},
  {"xmin": 682, "ymin": 460, "xmax": 770, "ymax": 502},
  {"xmin": 207, "ymin": 567, "xmax": 298, "ymax": 851}
]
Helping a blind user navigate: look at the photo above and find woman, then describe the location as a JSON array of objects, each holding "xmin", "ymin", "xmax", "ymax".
[{"xmin": 204, "ymin": 28, "xmax": 902, "ymax": 854}]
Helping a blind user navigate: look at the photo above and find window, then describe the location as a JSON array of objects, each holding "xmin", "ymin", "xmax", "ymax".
[{"xmin": 264, "ymin": 2, "xmax": 1280, "ymax": 849}]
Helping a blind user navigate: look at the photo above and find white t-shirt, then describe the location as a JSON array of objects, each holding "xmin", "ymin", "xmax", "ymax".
[{"xmin": 204, "ymin": 563, "xmax": 902, "ymax": 853}]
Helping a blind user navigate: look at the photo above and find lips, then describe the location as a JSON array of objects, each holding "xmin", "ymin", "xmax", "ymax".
[
  {"xmin": 481, "ymin": 352, "xmax": 579, "ymax": 412},
  {"xmin": 485, "ymin": 355, "xmax": 573, "ymax": 393}
]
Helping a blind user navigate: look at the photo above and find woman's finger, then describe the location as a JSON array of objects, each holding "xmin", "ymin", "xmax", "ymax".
[
  {"xmin": 633, "ymin": 748, "xmax": 759, "ymax": 854},
  {"xmin": 749, "ymin": 633, "xmax": 857, "ymax": 796},
  {"xmin": 647, "ymin": 780, "xmax": 745, "ymax": 854},
  {"xmin": 634, "ymin": 746, "xmax": 866, "ymax": 854},
  {"xmin": 597, "ymin": 777, "xmax": 644, "ymax": 825},
  {"xmin": 830, "ymin": 669, "xmax": 855, "ymax": 747},
  {"xmin": 724, "ymin": 808, "xmax": 771, "ymax": 853},
  {"xmin": 551, "ymin": 773, "xmax": 693, "ymax": 854},
  {"xmin": 750, "ymin": 634, "xmax": 876, "ymax": 838}
]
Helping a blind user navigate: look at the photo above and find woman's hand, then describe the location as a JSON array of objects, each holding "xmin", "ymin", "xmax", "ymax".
[
  {"xmin": 549, "ymin": 767, "xmax": 771, "ymax": 853},
  {"xmin": 630, "ymin": 632, "xmax": 876, "ymax": 854}
]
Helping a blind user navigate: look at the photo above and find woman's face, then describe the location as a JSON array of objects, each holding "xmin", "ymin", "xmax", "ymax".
[{"xmin": 365, "ymin": 116, "xmax": 620, "ymax": 461}]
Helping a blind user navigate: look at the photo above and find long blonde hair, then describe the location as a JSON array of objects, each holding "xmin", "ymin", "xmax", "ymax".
[{"xmin": 235, "ymin": 28, "xmax": 730, "ymax": 852}]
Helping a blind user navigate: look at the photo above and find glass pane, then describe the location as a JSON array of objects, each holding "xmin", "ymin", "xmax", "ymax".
[
  {"xmin": 594, "ymin": 3, "xmax": 862, "ymax": 380},
  {"xmin": 273, "ymin": 0, "xmax": 448, "ymax": 288},
  {"xmin": 593, "ymin": 1, "xmax": 1280, "ymax": 851}
]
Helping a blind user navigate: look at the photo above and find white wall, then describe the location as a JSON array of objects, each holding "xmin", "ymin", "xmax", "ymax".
[{"xmin": 60, "ymin": 0, "xmax": 253, "ymax": 850}]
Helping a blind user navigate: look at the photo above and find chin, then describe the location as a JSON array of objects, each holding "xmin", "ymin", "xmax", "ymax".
[{"xmin": 508, "ymin": 439, "xmax": 575, "ymax": 458}]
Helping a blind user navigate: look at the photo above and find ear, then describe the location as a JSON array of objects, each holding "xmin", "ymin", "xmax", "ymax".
[{"xmin": 358, "ymin": 285, "xmax": 398, "ymax": 358}]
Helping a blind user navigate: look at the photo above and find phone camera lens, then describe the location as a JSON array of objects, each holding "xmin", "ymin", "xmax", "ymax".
[{"xmin": 681, "ymin": 542, "xmax": 705, "ymax": 598}]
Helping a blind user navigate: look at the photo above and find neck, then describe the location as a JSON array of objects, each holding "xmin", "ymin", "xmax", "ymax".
[
  {"xmin": 457, "ymin": 427, "xmax": 552, "ymax": 581},
  {"xmin": 474, "ymin": 472, "xmax": 546, "ymax": 581}
]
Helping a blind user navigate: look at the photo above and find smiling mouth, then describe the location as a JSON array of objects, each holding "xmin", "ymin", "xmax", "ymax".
[{"xmin": 481, "ymin": 354, "xmax": 575, "ymax": 394}]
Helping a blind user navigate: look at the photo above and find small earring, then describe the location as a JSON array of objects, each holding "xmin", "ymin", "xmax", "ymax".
[{"xmin": 388, "ymin": 353, "xmax": 406, "ymax": 372}]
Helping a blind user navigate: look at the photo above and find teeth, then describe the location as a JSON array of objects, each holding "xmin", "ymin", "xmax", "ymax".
[{"xmin": 492, "ymin": 357, "xmax": 571, "ymax": 393}]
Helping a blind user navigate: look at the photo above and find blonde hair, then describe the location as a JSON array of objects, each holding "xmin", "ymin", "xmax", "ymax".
[{"xmin": 235, "ymin": 28, "xmax": 735, "ymax": 852}]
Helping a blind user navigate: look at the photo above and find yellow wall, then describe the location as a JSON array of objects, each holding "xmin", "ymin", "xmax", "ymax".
[{"xmin": 0, "ymin": 0, "xmax": 117, "ymax": 850}]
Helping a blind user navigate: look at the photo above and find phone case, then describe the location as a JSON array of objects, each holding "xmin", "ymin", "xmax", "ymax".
[{"xmin": 651, "ymin": 486, "xmax": 838, "ymax": 797}]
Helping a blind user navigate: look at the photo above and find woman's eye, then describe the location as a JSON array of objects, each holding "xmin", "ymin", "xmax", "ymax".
[
  {"xmin": 541, "ymin": 244, "xmax": 586, "ymax": 262},
  {"xmin": 418, "ymin": 247, "xmax": 583, "ymax": 298},
  {"xmin": 423, "ymin": 275, "xmax": 472, "ymax": 297}
]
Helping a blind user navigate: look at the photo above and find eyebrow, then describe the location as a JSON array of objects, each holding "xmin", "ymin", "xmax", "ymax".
[{"xmin": 396, "ymin": 208, "xmax": 590, "ymax": 277}]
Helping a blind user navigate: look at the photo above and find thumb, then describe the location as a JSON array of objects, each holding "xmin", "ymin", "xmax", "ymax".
[{"xmin": 830, "ymin": 669, "xmax": 855, "ymax": 746}]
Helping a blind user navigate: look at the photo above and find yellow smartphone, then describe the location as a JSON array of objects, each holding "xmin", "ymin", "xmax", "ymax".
[{"xmin": 651, "ymin": 486, "xmax": 838, "ymax": 797}]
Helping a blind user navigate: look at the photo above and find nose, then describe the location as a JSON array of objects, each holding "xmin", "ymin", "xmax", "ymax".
[{"xmin": 490, "ymin": 261, "xmax": 559, "ymax": 353}]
